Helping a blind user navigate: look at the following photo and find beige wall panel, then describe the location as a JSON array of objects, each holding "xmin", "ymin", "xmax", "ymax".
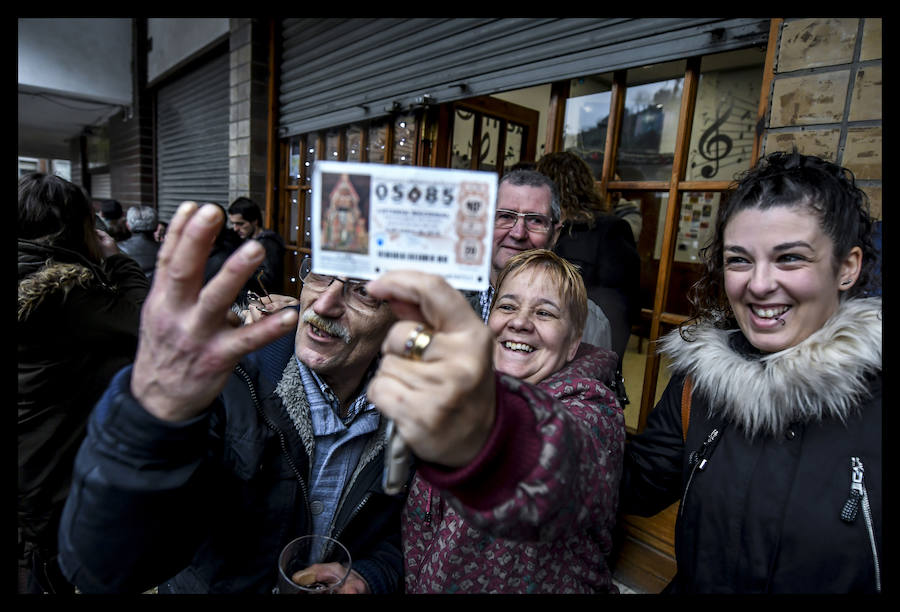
[
  {"xmin": 848, "ymin": 65, "xmax": 882, "ymax": 121},
  {"xmin": 764, "ymin": 128, "xmax": 840, "ymax": 160},
  {"xmin": 843, "ymin": 126, "xmax": 882, "ymax": 180},
  {"xmin": 861, "ymin": 185, "xmax": 882, "ymax": 220},
  {"xmin": 860, "ymin": 18, "xmax": 882, "ymax": 61},
  {"xmin": 778, "ymin": 18, "xmax": 858, "ymax": 72},
  {"xmin": 770, "ymin": 71, "xmax": 850, "ymax": 126}
]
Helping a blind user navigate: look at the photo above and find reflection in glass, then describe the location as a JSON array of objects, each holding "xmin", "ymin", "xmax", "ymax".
[
  {"xmin": 367, "ymin": 122, "xmax": 388, "ymax": 163},
  {"xmin": 286, "ymin": 250, "xmax": 304, "ymax": 297},
  {"xmin": 325, "ymin": 130, "xmax": 342, "ymax": 161},
  {"xmin": 686, "ymin": 49, "xmax": 764, "ymax": 182},
  {"xmin": 673, "ymin": 191, "xmax": 720, "ymax": 264},
  {"xmin": 505, "ymin": 123, "xmax": 524, "ymax": 170},
  {"xmin": 451, "ymin": 109, "xmax": 475, "ymax": 169},
  {"xmin": 289, "ymin": 192, "xmax": 299, "ymax": 243},
  {"xmin": 289, "ymin": 138, "xmax": 301, "ymax": 186},
  {"xmin": 563, "ymin": 75, "xmax": 613, "ymax": 179},
  {"xmin": 346, "ymin": 125, "xmax": 363, "ymax": 161},
  {"xmin": 652, "ymin": 190, "xmax": 709, "ymax": 316},
  {"xmin": 303, "ymin": 190, "xmax": 312, "ymax": 249},
  {"xmin": 303, "ymin": 137, "xmax": 317, "ymax": 186},
  {"xmin": 478, "ymin": 116, "xmax": 499, "ymax": 172},
  {"xmin": 392, "ymin": 114, "xmax": 416, "ymax": 165},
  {"xmin": 616, "ymin": 77, "xmax": 684, "ymax": 181}
]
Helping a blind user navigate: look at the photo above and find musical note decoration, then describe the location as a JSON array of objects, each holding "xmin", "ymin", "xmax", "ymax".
[{"xmin": 691, "ymin": 94, "xmax": 756, "ymax": 181}]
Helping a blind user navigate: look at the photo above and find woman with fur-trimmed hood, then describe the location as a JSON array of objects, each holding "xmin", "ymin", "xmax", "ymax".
[
  {"xmin": 18, "ymin": 173, "xmax": 150, "ymax": 593},
  {"xmin": 619, "ymin": 151, "xmax": 882, "ymax": 593}
]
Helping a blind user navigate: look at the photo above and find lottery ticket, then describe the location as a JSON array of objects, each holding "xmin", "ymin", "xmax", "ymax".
[{"xmin": 310, "ymin": 161, "xmax": 497, "ymax": 291}]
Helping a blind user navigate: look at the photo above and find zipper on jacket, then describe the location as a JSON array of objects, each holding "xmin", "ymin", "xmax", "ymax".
[
  {"xmin": 680, "ymin": 428, "xmax": 720, "ymax": 518},
  {"xmin": 329, "ymin": 493, "xmax": 371, "ymax": 550},
  {"xmin": 840, "ymin": 457, "xmax": 880, "ymax": 592},
  {"xmin": 235, "ymin": 364, "xmax": 311, "ymax": 516}
]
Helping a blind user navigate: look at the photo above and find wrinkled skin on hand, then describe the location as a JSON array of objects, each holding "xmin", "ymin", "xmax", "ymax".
[
  {"xmin": 365, "ymin": 270, "xmax": 496, "ymax": 468},
  {"xmin": 130, "ymin": 202, "xmax": 298, "ymax": 422}
]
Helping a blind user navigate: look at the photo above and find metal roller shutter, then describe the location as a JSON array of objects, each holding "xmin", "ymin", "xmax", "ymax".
[
  {"xmin": 156, "ymin": 50, "xmax": 229, "ymax": 223},
  {"xmin": 278, "ymin": 18, "xmax": 769, "ymax": 137}
]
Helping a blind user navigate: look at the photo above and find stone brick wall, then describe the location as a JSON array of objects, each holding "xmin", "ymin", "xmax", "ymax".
[
  {"xmin": 764, "ymin": 18, "xmax": 882, "ymax": 219},
  {"xmin": 228, "ymin": 18, "xmax": 269, "ymax": 215}
]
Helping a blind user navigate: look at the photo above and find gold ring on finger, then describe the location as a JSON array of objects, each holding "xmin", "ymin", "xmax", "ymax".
[{"xmin": 403, "ymin": 324, "xmax": 434, "ymax": 361}]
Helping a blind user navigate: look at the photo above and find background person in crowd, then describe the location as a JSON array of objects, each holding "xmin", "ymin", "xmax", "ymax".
[
  {"xmin": 467, "ymin": 168, "xmax": 612, "ymax": 353},
  {"xmin": 99, "ymin": 198, "xmax": 131, "ymax": 242},
  {"xmin": 202, "ymin": 202, "xmax": 242, "ymax": 287},
  {"xmin": 608, "ymin": 173, "xmax": 643, "ymax": 245},
  {"xmin": 18, "ymin": 173, "xmax": 150, "ymax": 594},
  {"xmin": 365, "ymin": 251, "xmax": 625, "ymax": 593},
  {"xmin": 118, "ymin": 205, "xmax": 161, "ymax": 279},
  {"xmin": 154, "ymin": 220, "xmax": 167, "ymax": 243},
  {"xmin": 619, "ymin": 151, "xmax": 881, "ymax": 593},
  {"xmin": 227, "ymin": 196, "xmax": 285, "ymax": 301},
  {"xmin": 57, "ymin": 202, "xmax": 408, "ymax": 594},
  {"xmin": 536, "ymin": 152, "xmax": 641, "ymax": 364}
]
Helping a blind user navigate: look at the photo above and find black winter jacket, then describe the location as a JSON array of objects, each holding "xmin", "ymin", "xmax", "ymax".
[
  {"xmin": 553, "ymin": 213, "xmax": 640, "ymax": 361},
  {"xmin": 57, "ymin": 353, "xmax": 407, "ymax": 594},
  {"xmin": 621, "ymin": 297, "xmax": 882, "ymax": 593},
  {"xmin": 18, "ymin": 240, "xmax": 149, "ymax": 579},
  {"xmin": 117, "ymin": 231, "xmax": 160, "ymax": 278}
]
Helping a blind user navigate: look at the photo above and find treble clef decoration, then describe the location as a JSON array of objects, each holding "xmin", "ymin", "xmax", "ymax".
[{"xmin": 698, "ymin": 98, "xmax": 734, "ymax": 179}]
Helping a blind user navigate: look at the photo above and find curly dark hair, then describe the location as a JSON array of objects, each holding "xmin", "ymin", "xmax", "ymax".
[
  {"xmin": 535, "ymin": 151, "xmax": 606, "ymax": 227},
  {"xmin": 685, "ymin": 149, "xmax": 878, "ymax": 332}
]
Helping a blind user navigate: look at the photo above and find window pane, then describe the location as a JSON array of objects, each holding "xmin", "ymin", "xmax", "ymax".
[
  {"xmin": 562, "ymin": 74, "xmax": 613, "ymax": 179},
  {"xmin": 289, "ymin": 191, "xmax": 299, "ymax": 244},
  {"xmin": 346, "ymin": 125, "xmax": 363, "ymax": 161},
  {"xmin": 285, "ymin": 249, "xmax": 304, "ymax": 298},
  {"xmin": 687, "ymin": 49, "xmax": 765, "ymax": 181},
  {"xmin": 504, "ymin": 122, "xmax": 525, "ymax": 170},
  {"xmin": 620, "ymin": 190, "xmax": 666, "ymax": 313},
  {"xmin": 367, "ymin": 122, "xmax": 388, "ymax": 163},
  {"xmin": 392, "ymin": 114, "xmax": 416, "ymax": 165},
  {"xmin": 617, "ymin": 76, "xmax": 684, "ymax": 181},
  {"xmin": 302, "ymin": 189, "xmax": 312, "ymax": 249},
  {"xmin": 478, "ymin": 116, "xmax": 500, "ymax": 172},
  {"xmin": 325, "ymin": 129, "xmax": 342, "ymax": 161},
  {"xmin": 288, "ymin": 137, "xmax": 301, "ymax": 186},
  {"xmin": 451, "ymin": 108, "xmax": 475, "ymax": 169},
  {"xmin": 303, "ymin": 136, "xmax": 317, "ymax": 187}
]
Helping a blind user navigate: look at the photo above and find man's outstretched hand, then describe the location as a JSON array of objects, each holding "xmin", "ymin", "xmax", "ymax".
[{"xmin": 130, "ymin": 202, "xmax": 298, "ymax": 422}]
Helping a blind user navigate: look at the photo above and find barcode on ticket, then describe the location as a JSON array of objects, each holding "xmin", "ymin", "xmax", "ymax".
[{"xmin": 378, "ymin": 251, "xmax": 449, "ymax": 263}]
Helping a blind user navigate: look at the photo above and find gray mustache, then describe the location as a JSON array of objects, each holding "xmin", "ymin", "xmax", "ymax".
[{"xmin": 302, "ymin": 308, "xmax": 351, "ymax": 344}]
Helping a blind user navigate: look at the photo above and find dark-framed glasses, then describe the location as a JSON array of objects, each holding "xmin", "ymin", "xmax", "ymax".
[
  {"xmin": 494, "ymin": 209, "xmax": 554, "ymax": 233},
  {"xmin": 299, "ymin": 256, "xmax": 381, "ymax": 310}
]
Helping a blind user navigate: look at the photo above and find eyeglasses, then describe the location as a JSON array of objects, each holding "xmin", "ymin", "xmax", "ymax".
[
  {"xmin": 299, "ymin": 256, "xmax": 382, "ymax": 311},
  {"xmin": 494, "ymin": 209, "xmax": 554, "ymax": 233}
]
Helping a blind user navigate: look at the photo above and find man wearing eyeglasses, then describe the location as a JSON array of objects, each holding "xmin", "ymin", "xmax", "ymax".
[
  {"xmin": 469, "ymin": 169, "xmax": 611, "ymax": 350},
  {"xmin": 56, "ymin": 202, "xmax": 407, "ymax": 594}
]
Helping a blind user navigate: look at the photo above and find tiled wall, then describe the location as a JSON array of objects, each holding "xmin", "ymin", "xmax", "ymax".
[{"xmin": 764, "ymin": 18, "xmax": 882, "ymax": 219}]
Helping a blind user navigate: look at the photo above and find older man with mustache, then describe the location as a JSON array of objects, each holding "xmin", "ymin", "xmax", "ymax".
[{"xmin": 56, "ymin": 202, "xmax": 407, "ymax": 594}]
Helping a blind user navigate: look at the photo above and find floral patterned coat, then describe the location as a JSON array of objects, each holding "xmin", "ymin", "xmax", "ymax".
[{"xmin": 401, "ymin": 343, "xmax": 625, "ymax": 593}]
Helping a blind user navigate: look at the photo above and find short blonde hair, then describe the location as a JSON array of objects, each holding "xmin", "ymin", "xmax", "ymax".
[{"xmin": 491, "ymin": 249, "xmax": 587, "ymax": 342}]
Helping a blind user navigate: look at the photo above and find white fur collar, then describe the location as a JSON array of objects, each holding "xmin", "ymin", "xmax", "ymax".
[{"xmin": 658, "ymin": 297, "xmax": 882, "ymax": 438}]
